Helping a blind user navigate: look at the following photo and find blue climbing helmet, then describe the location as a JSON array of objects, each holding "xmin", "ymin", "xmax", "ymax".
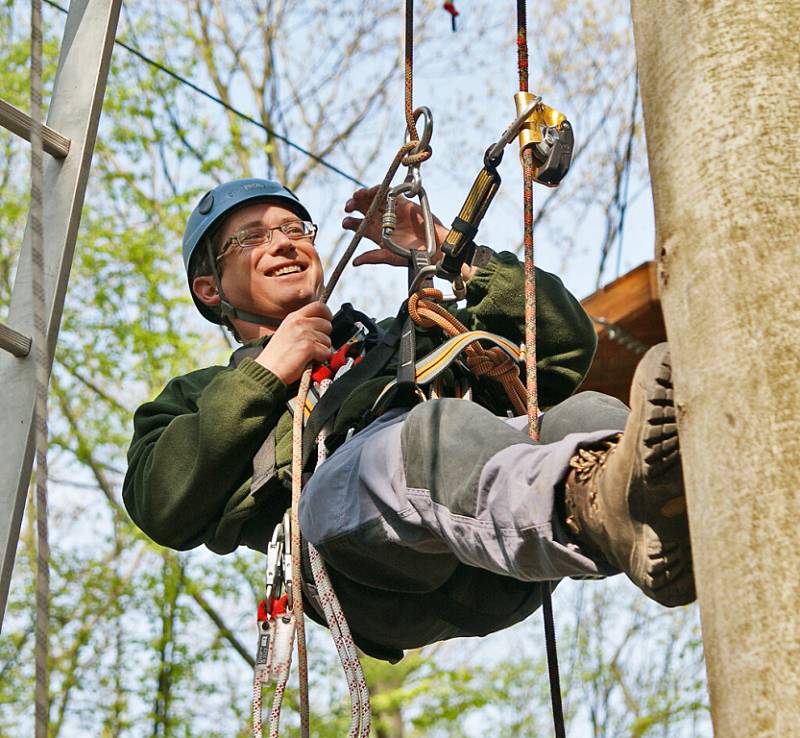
[{"xmin": 182, "ymin": 178, "xmax": 313, "ymax": 325}]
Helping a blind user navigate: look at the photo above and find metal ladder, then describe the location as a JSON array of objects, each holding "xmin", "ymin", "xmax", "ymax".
[{"xmin": 0, "ymin": 0, "xmax": 122, "ymax": 629}]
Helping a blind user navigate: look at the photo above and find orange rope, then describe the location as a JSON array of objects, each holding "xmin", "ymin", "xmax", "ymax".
[{"xmin": 408, "ymin": 288, "xmax": 527, "ymax": 416}]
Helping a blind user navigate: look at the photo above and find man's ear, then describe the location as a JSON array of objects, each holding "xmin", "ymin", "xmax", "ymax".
[{"xmin": 192, "ymin": 275, "xmax": 221, "ymax": 307}]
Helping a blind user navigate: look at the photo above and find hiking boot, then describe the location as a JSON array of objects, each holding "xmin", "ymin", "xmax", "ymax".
[{"xmin": 562, "ymin": 343, "xmax": 695, "ymax": 607}]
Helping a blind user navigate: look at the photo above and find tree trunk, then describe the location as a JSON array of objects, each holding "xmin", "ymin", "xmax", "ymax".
[{"xmin": 630, "ymin": 2, "xmax": 800, "ymax": 735}]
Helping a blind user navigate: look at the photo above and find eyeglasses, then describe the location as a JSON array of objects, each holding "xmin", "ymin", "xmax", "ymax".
[{"xmin": 217, "ymin": 220, "xmax": 318, "ymax": 261}]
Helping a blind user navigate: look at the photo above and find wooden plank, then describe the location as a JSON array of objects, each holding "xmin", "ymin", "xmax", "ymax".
[
  {"xmin": 579, "ymin": 261, "xmax": 667, "ymax": 403},
  {"xmin": 0, "ymin": 323, "xmax": 32, "ymax": 358},
  {"xmin": 582, "ymin": 261, "xmax": 658, "ymax": 328},
  {"xmin": 0, "ymin": 97, "xmax": 71, "ymax": 159}
]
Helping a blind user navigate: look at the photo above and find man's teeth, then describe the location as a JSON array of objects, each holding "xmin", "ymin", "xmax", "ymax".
[{"xmin": 270, "ymin": 265, "xmax": 302, "ymax": 276}]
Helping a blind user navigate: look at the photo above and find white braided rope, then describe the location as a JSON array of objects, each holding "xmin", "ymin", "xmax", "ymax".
[
  {"xmin": 30, "ymin": 2, "xmax": 50, "ymax": 737},
  {"xmin": 308, "ymin": 542, "xmax": 371, "ymax": 738},
  {"xmin": 313, "ymin": 392, "xmax": 371, "ymax": 738},
  {"xmin": 252, "ymin": 666, "xmax": 267, "ymax": 738}
]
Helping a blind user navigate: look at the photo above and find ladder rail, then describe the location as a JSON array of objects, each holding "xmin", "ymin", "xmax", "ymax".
[{"xmin": 0, "ymin": 0, "xmax": 122, "ymax": 629}]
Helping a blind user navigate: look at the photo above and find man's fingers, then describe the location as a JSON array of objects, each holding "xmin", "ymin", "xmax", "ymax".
[
  {"xmin": 342, "ymin": 216, "xmax": 362, "ymax": 232},
  {"xmin": 352, "ymin": 249, "xmax": 384, "ymax": 266},
  {"xmin": 352, "ymin": 249, "xmax": 407, "ymax": 268},
  {"xmin": 345, "ymin": 185, "xmax": 381, "ymax": 215},
  {"xmin": 304, "ymin": 317, "xmax": 333, "ymax": 336},
  {"xmin": 295, "ymin": 301, "xmax": 333, "ymax": 320}
]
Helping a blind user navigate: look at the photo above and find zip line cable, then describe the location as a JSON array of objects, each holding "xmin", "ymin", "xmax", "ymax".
[{"xmin": 41, "ymin": 0, "xmax": 367, "ymax": 188}]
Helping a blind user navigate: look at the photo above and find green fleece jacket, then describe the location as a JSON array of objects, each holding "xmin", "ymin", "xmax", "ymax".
[{"xmin": 123, "ymin": 251, "xmax": 596, "ymax": 555}]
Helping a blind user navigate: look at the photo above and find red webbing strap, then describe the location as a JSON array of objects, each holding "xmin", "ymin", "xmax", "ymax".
[{"xmin": 517, "ymin": 2, "xmax": 566, "ymax": 737}]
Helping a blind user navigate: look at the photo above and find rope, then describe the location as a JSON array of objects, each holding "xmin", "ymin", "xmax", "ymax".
[
  {"xmin": 517, "ymin": 4, "xmax": 565, "ymax": 737},
  {"xmin": 30, "ymin": 2, "xmax": 50, "ymax": 737},
  {"xmin": 402, "ymin": 0, "xmax": 430, "ymax": 167},
  {"xmin": 314, "ymin": 382, "xmax": 372, "ymax": 738},
  {"xmin": 522, "ymin": 147, "xmax": 539, "ymax": 439},
  {"xmin": 516, "ymin": 0, "xmax": 529, "ymax": 95},
  {"xmin": 407, "ymin": 288, "xmax": 527, "ymax": 415}
]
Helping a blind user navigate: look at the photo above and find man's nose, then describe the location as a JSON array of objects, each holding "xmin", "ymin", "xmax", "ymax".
[{"xmin": 267, "ymin": 228, "xmax": 294, "ymax": 254}]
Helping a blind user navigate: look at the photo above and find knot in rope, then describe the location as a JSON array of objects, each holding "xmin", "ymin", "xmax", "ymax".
[
  {"xmin": 466, "ymin": 346, "xmax": 519, "ymax": 380},
  {"xmin": 401, "ymin": 143, "xmax": 432, "ymax": 167},
  {"xmin": 408, "ymin": 288, "xmax": 457, "ymax": 331}
]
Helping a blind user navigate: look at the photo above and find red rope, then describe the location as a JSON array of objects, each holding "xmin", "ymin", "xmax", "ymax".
[
  {"xmin": 517, "ymin": 4, "xmax": 564, "ymax": 738},
  {"xmin": 516, "ymin": 0, "xmax": 529, "ymax": 92},
  {"xmin": 522, "ymin": 148, "xmax": 539, "ymax": 440}
]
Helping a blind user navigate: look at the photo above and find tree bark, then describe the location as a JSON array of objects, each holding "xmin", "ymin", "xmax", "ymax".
[{"xmin": 631, "ymin": 2, "xmax": 800, "ymax": 736}]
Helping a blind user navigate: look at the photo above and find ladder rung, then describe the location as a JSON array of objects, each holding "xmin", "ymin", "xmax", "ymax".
[
  {"xmin": 0, "ymin": 322, "xmax": 32, "ymax": 357},
  {"xmin": 0, "ymin": 98, "xmax": 71, "ymax": 159}
]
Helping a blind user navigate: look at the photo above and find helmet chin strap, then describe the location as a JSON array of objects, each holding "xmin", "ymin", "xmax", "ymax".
[{"xmin": 206, "ymin": 237, "xmax": 283, "ymax": 331}]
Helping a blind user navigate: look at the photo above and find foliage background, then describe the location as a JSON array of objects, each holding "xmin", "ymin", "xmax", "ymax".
[{"xmin": 0, "ymin": 1, "xmax": 708, "ymax": 736}]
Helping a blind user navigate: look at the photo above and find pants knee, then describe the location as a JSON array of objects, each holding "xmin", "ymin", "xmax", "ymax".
[{"xmin": 539, "ymin": 391, "xmax": 629, "ymax": 444}]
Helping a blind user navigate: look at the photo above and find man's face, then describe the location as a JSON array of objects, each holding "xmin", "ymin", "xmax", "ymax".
[{"xmin": 215, "ymin": 202, "xmax": 324, "ymax": 323}]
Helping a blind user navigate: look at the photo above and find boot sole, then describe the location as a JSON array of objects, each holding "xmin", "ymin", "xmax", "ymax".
[{"xmin": 628, "ymin": 344, "xmax": 695, "ymax": 607}]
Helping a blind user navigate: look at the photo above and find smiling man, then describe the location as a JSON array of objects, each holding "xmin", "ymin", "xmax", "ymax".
[{"xmin": 123, "ymin": 178, "xmax": 694, "ymax": 663}]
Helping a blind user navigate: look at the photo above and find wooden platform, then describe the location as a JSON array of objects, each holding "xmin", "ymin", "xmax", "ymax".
[{"xmin": 579, "ymin": 261, "xmax": 667, "ymax": 403}]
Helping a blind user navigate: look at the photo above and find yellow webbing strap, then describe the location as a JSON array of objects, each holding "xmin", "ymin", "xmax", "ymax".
[
  {"xmin": 290, "ymin": 329, "xmax": 519, "ymax": 423},
  {"xmin": 371, "ymin": 330, "xmax": 521, "ymax": 411}
]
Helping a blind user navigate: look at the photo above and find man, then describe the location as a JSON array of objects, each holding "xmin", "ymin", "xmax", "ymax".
[{"xmin": 124, "ymin": 178, "xmax": 694, "ymax": 663}]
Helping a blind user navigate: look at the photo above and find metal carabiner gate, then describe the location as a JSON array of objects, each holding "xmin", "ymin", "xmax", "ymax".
[{"xmin": 382, "ymin": 107, "xmax": 440, "ymax": 293}]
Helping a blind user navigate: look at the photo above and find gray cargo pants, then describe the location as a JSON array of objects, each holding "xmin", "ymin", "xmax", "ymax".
[{"xmin": 299, "ymin": 391, "xmax": 629, "ymax": 655}]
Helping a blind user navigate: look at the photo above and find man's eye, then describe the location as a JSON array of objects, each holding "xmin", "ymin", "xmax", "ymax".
[
  {"xmin": 284, "ymin": 224, "xmax": 305, "ymax": 237},
  {"xmin": 240, "ymin": 230, "xmax": 268, "ymax": 246}
]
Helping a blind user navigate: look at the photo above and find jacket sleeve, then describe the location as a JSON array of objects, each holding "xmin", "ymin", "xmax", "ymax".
[
  {"xmin": 457, "ymin": 249, "xmax": 597, "ymax": 407},
  {"xmin": 122, "ymin": 358, "xmax": 288, "ymax": 550}
]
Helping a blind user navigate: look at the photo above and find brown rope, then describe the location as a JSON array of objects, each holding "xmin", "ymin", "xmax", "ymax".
[
  {"xmin": 408, "ymin": 288, "xmax": 527, "ymax": 416},
  {"xmin": 517, "ymin": 4, "xmax": 565, "ymax": 738},
  {"xmin": 516, "ymin": 0, "xmax": 529, "ymax": 94},
  {"xmin": 522, "ymin": 148, "xmax": 539, "ymax": 440},
  {"xmin": 402, "ymin": 0, "xmax": 430, "ymax": 167}
]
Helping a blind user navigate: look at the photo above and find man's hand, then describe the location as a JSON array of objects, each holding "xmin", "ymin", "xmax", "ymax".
[
  {"xmin": 255, "ymin": 302, "xmax": 333, "ymax": 384},
  {"xmin": 342, "ymin": 185, "xmax": 449, "ymax": 268}
]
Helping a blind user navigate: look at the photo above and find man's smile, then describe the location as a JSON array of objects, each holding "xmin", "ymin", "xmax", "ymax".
[{"xmin": 263, "ymin": 261, "xmax": 307, "ymax": 278}]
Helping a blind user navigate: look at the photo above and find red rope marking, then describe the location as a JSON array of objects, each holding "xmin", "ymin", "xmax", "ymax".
[{"xmin": 516, "ymin": 0, "xmax": 529, "ymax": 92}]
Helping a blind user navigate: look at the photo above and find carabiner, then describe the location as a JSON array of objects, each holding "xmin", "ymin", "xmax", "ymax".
[
  {"xmin": 281, "ymin": 510, "xmax": 293, "ymax": 610},
  {"xmin": 405, "ymin": 106, "xmax": 433, "ymax": 157},
  {"xmin": 485, "ymin": 96, "xmax": 541, "ymax": 167},
  {"xmin": 382, "ymin": 106, "xmax": 439, "ymax": 265},
  {"xmin": 381, "ymin": 179, "xmax": 438, "ymax": 264},
  {"xmin": 264, "ymin": 521, "xmax": 284, "ymax": 607}
]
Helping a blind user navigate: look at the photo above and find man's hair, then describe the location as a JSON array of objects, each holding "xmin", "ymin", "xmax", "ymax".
[
  {"xmin": 188, "ymin": 226, "xmax": 222, "ymax": 282},
  {"xmin": 188, "ymin": 226, "xmax": 225, "ymax": 323}
]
